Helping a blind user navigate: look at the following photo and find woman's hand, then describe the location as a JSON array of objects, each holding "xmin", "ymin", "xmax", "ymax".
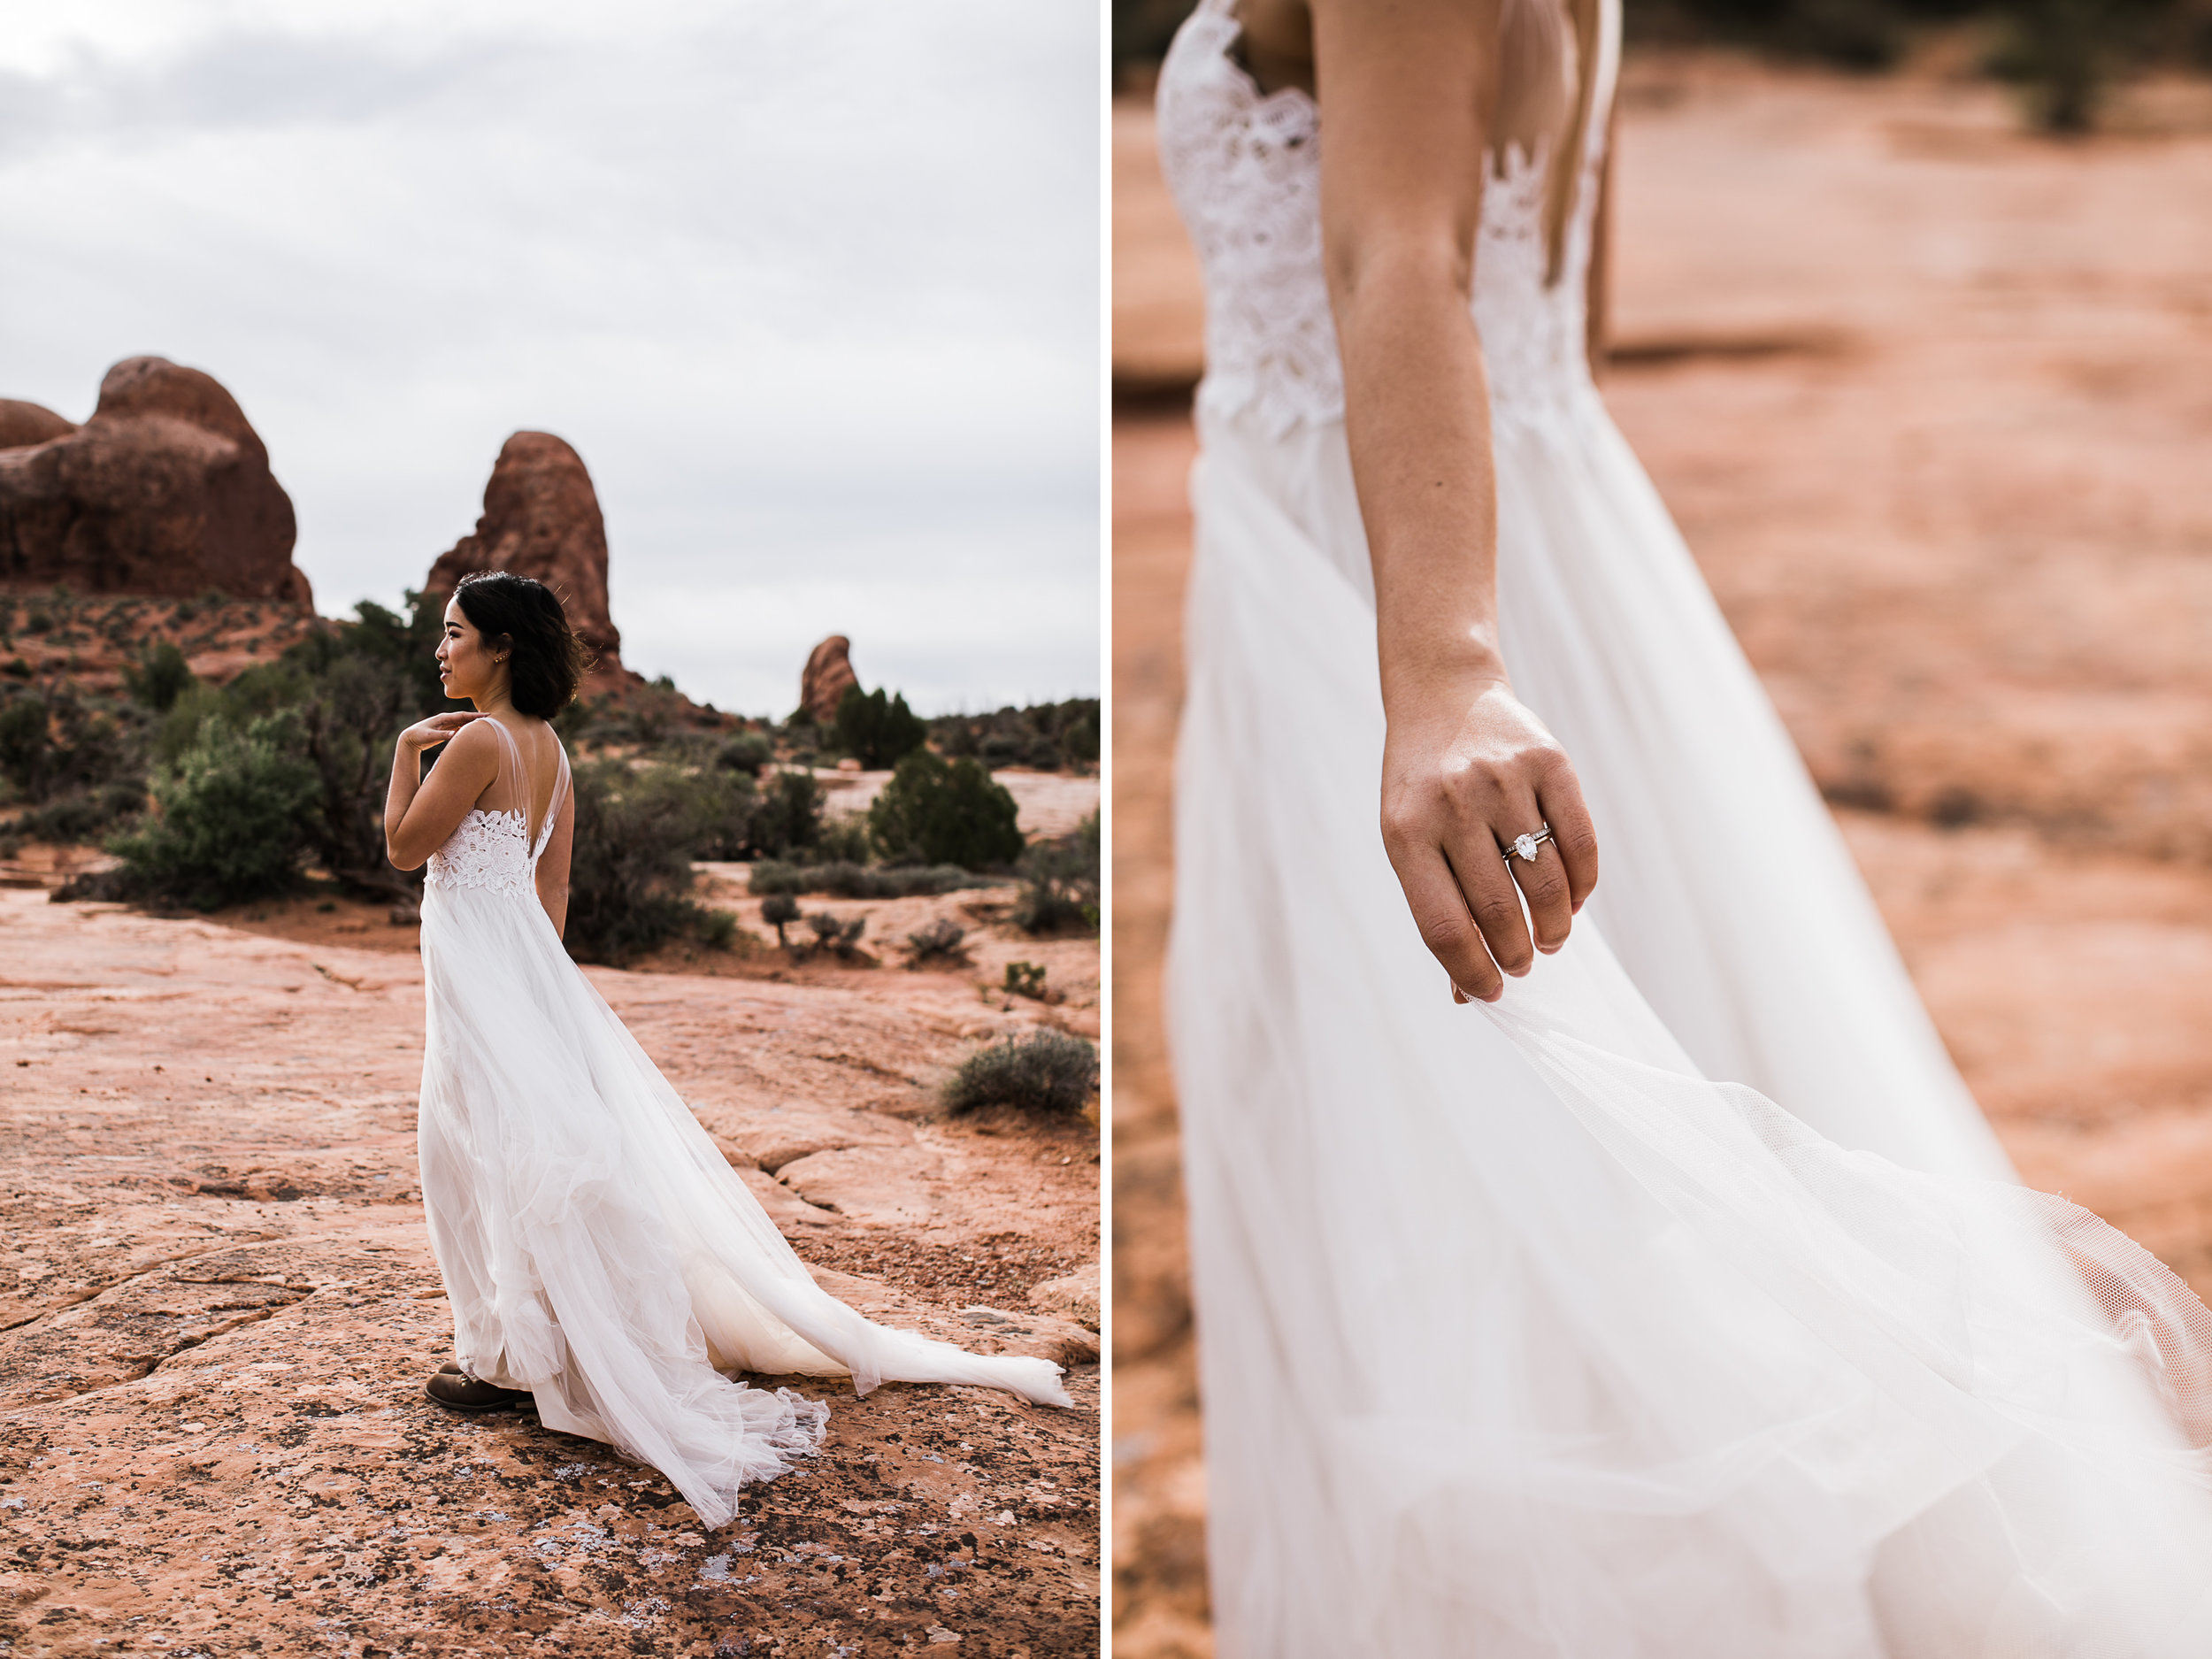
[
  {"xmin": 384, "ymin": 713, "xmax": 493, "ymax": 871},
  {"xmin": 398, "ymin": 711, "xmax": 483, "ymax": 754},
  {"xmin": 1380, "ymin": 670, "xmax": 1599, "ymax": 1003}
]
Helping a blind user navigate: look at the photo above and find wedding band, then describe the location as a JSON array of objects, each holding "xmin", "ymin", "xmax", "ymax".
[{"xmin": 1503, "ymin": 825, "xmax": 1553, "ymax": 864}]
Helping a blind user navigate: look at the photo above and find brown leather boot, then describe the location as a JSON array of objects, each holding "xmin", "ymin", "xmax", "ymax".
[{"xmin": 425, "ymin": 1370, "xmax": 532, "ymax": 1413}]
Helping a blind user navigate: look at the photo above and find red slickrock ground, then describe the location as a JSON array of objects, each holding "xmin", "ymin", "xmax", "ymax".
[{"xmin": 0, "ymin": 863, "xmax": 1100, "ymax": 1655}]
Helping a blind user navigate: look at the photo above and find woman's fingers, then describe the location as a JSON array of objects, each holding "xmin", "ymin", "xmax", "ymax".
[
  {"xmin": 1506, "ymin": 832, "xmax": 1575, "ymax": 955},
  {"xmin": 1536, "ymin": 762, "xmax": 1601, "ymax": 914},
  {"xmin": 1394, "ymin": 851, "xmax": 1504, "ymax": 1002},
  {"xmin": 1448, "ymin": 833, "xmax": 1537, "ymax": 980}
]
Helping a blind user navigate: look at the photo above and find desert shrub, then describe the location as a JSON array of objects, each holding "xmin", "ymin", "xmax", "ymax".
[
  {"xmin": 1014, "ymin": 810, "xmax": 1100, "ymax": 935},
  {"xmin": 0, "ymin": 687, "xmax": 134, "ymax": 805},
  {"xmin": 941, "ymin": 1029, "xmax": 1098, "ymax": 1118},
  {"xmin": 749, "ymin": 858, "xmax": 980, "ymax": 900},
  {"xmin": 749, "ymin": 769, "xmax": 825, "ymax": 860},
  {"xmin": 1060, "ymin": 704, "xmax": 1100, "ymax": 766},
  {"xmin": 152, "ymin": 681, "xmax": 227, "ymax": 766},
  {"xmin": 0, "ymin": 695, "xmax": 50, "ymax": 799},
  {"xmin": 562, "ymin": 759, "xmax": 715, "ymax": 964},
  {"xmin": 717, "ymin": 731, "xmax": 774, "ymax": 776},
  {"xmin": 696, "ymin": 908, "xmax": 740, "ymax": 950},
  {"xmin": 831, "ymin": 686, "xmax": 928, "ymax": 770},
  {"xmin": 681, "ymin": 770, "xmax": 765, "ymax": 862},
  {"xmin": 290, "ymin": 651, "xmax": 421, "ymax": 900},
  {"xmin": 109, "ymin": 715, "xmax": 319, "ymax": 910},
  {"xmin": 158, "ymin": 597, "xmax": 454, "ymax": 902},
  {"xmin": 928, "ymin": 698, "xmax": 1098, "ymax": 774},
  {"xmin": 1984, "ymin": 0, "xmax": 2156, "ymax": 129},
  {"xmin": 869, "ymin": 750, "xmax": 1024, "ymax": 871},
  {"xmin": 1003, "ymin": 960, "xmax": 1048, "ymax": 1000},
  {"xmin": 776, "ymin": 811, "xmax": 872, "ymax": 867},
  {"xmin": 760, "ymin": 892, "xmax": 800, "ymax": 945},
  {"xmin": 904, "ymin": 917, "xmax": 967, "ymax": 965},
  {"xmin": 803, "ymin": 910, "xmax": 866, "ymax": 960},
  {"xmin": 16, "ymin": 780, "xmax": 144, "ymax": 844},
  {"xmin": 123, "ymin": 641, "xmax": 195, "ymax": 712},
  {"xmin": 589, "ymin": 681, "xmax": 693, "ymax": 749}
]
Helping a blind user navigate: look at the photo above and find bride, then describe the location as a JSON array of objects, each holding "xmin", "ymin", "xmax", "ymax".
[
  {"xmin": 1157, "ymin": 0, "xmax": 2212, "ymax": 1651},
  {"xmin": 380, "ymin": 569, "xmax": 1070, "ymax": 1528}
]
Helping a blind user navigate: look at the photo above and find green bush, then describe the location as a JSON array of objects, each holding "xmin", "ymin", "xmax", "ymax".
[
  {"xmin": 749, "ymin": 858, "xmax": 980, "ymax": 900},
  {"xmin": 749, "ymin": 769, "xmax": 825, "ymax": 860},
  {"xmin": 123, "ymin": 641, "xmax": 195, "ymax": 712},
  {"xmin": 16, "ymin": 781, "xmax": 144, "ymax": 845},
  {"xmin": 760, "ymin": 892, "xmax": 800, "ymax": 945},
  {"xmin": 1004, "ymin": 960, "xmax": 1048, "ymax": 1000},
  {"xmin": 869, "ymin": 750, "xmax": 1025, "ymax": 871},
  {"xmin": 108, "ymin": 715, "xmax": 319, "ymax": 910},
  {"xmin": 941, "ymin": 1029, "xmax": 1099, "ymax": 1118},
  {"xmin": 1987, "ymin": 0, "xmax": 2137, "ymax": 129},
  {"xmin": 928, "ymin": 698, "xmax": 1098, "ymax": 774},
  {"xmin": 680, "ymin": 769, "xmax": 765, "ymax": 862},
  {"xmin": 1014, "ymin": 810, "xmax": 1100, "ymax": 935},
  {"xmin": 904, "ymin": 917, "xmax": 967, "ymax": 965},
  {"xmin": 717, "ymin": 732, "xmax": 774, "ymax": 776},
  {"xmin": 804, "ymin": 910, "xmax": 867, "ymax": 959},
  {"xmin": 831, "ymin": 686, "xmax": 928, "ymax": 770},
  {"xmin": 563, "ymin": 760, "xmax": 720, "ymax": 964},
  {"xmin": 0, "ymin": 695, "xmax": 50, "ymax": 798},
  {"xmin": 0, "ymin": 687, "xmax": 134, "ymax": 806}
]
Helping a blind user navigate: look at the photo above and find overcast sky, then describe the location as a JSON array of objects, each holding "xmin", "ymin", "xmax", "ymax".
[{"xmin": 0, "ymin": 0, "xmax": 1100, "ymax": 718}]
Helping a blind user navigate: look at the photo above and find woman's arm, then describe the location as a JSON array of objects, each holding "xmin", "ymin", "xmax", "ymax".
[
  {"xmin": 384, "ymin": 715, "xmax": 498, "ymax": 872},
  {"xmin": 1313, "ymin": 0, "xmax": 1599, "ymax": 1002},
  {"xmin": 534, "ymin": 786, "xmax": 575, "ymax": 937}
]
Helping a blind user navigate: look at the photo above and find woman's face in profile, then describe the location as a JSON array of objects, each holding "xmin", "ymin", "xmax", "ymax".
[{"xmin": 437, "ymin": 598, "xmax": 502, "ymax": 703}]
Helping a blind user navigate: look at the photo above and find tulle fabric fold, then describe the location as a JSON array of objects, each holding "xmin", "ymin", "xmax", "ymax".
[
  {"xmin": 418, "ymin": 779, "xmax": 1068, "ymax": 1531},
  {"xmin": 1169, "ymin": 402, "xmax": 2212, "ymax": 1656}
]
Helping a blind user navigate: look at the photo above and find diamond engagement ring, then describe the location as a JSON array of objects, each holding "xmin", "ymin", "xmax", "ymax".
[{"xmin": 1504, "ymin": 825, "xmax": 1554, "ymax": 864}]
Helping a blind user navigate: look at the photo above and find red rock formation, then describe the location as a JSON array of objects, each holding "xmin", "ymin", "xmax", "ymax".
[
  {"xmin": 802, "ymin": 634, "xmax": 859, "ymax": 725},
  {"xmin": 425, "ymin": 432, "xmax": 625, "ymax": 680},
  {"xmin": 0, "ymin": 401, "xmax": 76, "ymax": 451},
  {"xmin": 0, "ymin": 358, "xmax": 311, "ymax": 605}
]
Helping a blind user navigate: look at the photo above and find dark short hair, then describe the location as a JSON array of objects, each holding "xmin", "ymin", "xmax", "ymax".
[{"xmin": 451, "ymin": 571, "xmax": 587, "ymax": 718}]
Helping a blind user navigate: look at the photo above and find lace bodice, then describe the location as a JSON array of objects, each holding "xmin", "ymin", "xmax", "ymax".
[
  {"xmin": 1155, "ymin": 0, "xmax": 1620, "ymax": 438},
  {"xmin": 422, "ymin": 720, "xmax": 568, "ymax": 902},
  {"xmin": 426, "ymin": 809, "xmax": 549, "ymax": 900}
]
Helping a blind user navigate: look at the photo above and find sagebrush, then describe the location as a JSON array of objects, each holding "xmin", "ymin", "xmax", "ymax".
[{"xmin": 941, "ymin": 1029, "xmax": 1099, "ymax": 1118}]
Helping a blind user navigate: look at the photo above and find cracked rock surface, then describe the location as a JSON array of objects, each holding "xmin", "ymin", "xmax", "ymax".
[{"xmin": 0, "ymin": 890, "xmax": 1098, "ymax": 1656}]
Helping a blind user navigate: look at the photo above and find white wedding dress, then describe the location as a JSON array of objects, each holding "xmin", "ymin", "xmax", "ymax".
[
  {"xmin": 1157, "ymin": 0, "xmax": 2212, "ymax": 1652},
  {"xmin": 414, "ymin": 719, "xmax": 1069, "ymax": 1528}
]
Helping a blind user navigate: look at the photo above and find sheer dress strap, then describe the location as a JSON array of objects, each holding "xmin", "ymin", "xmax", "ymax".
[{"xmin": 532, "ymin": 743, "xmax": 570, "ymax": 866}]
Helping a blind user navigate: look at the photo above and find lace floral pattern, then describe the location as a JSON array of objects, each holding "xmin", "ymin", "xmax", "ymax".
[
  {"xmin": 425, "ymin": 810, "xmax": 536, "ymax": 901},
  {"xmin": 1155, "ymin": 0, "xmax": 1612, "ymax": 439},
  {"xmin": 1156, "ymin": 5, "xmax": 1335, "ymax": 436}
]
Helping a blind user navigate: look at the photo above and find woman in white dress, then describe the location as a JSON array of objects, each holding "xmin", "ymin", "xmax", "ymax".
[
  {"xmin": 380, "ymin": 571, "xmax": 1070, "ymax": 1529},
  {"xmin": 1156, "ymin": 0, "xmax": 2212, "ymax": 1651}
]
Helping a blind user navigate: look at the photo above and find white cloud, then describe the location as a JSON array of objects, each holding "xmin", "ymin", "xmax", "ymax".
[{"xmin": 0, "ymin": 0, "xmax": 1100, "ymax": 716}]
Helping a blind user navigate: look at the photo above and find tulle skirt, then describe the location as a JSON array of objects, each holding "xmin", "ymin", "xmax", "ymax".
[
  {"xmin": 1167, "ymin": 394, "xmax": 2212, "ymax": 1655},
  {"xmin": 416, "ymin": 879, "xmax": 1070, "ymax": 1529}
]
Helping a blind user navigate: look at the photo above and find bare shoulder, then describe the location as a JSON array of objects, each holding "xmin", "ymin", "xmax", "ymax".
[
  {"xmin": 438, "ymin": 717, "xmax": 507, "ymax": 780},
  {"xmin": 445, "ymin": 717, "xmax": 504, "ymax": 757}
]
